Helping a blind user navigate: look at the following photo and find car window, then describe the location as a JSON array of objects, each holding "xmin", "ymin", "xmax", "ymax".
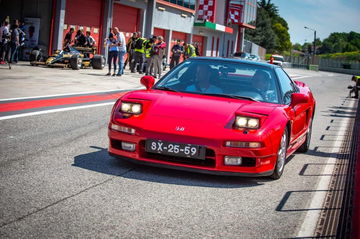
[
  {"xmin": 154, "ymin": 59, "xmax": 280, "ymax": 104},
  {"xmin": 275, "ymin": 68, "xmax": 296, "ymax": 104},
  {"xmin": 273, "ymin": 56, "xmax": 284, "ymax": 62}
]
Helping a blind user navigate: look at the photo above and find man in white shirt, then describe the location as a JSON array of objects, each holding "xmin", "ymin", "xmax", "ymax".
[
  {"xmin": 185, "ymin": 64, "xmax": 222, "ymax": 94},
  {"xmin": 113, "ymin": 27, "xmax": 126, "ymax": 76},
  {"xmin": 0, "ymin": 21, "xmax": 10, "ymax": 64}
]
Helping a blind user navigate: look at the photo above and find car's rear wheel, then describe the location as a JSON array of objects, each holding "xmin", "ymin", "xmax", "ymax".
[
  {"xmin": 270, "ymin": 128, "xmax": 288, "ymax": 180},
  {"xmin": 70, "ymin": 54, "xmax": 82, "ymax": 70},
  {"xmin": 92, "ymin": 55, "xmax": 106, "ymax": 69},
  {"xmin": 297, "ymin": 119, "xmax": 312, "ymax": 153}
]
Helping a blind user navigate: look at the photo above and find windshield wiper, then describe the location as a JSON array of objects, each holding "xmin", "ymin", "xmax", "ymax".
[
  {"xmin": 202, "ymin": 93, "xmax": 258, "ymax": 101},
  {"xmin": 154, "ymin": 86, "xmax": 178, "ymax": 92}
]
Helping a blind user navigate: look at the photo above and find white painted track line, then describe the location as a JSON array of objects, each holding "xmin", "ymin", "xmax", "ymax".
[
  {"xmin": 0, "ymin": 102, "xmax": 115, "ymax": 121},
  {"xmin": 0, "ymin": 88, "xmax": 138, "ymax": 102}
]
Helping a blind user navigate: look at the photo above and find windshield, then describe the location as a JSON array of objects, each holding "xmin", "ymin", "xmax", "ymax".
[
  {"xmin": 273, "ymin": 56, "xmax": 284, "ymax": 62},
  {"xmin": 154, "ymin": 60, "xmax": 280, "ymax": 104}
]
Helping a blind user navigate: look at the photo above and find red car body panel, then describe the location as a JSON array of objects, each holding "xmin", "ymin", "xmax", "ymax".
[{"xmin": 108, "ymin": 60, "xmax": 316, "ymax": 177}]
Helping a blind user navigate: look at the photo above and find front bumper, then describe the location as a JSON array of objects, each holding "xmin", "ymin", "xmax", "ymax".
[
  {"xmin": 109, "ymin": 153, "xmax": 274, "ymax": 177},
  {"xmin": 108, "ymin": 126, "xmax": 277, "ymax": 176}
]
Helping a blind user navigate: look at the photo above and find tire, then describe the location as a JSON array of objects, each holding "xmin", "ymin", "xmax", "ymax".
[
  {"xmin": 270, "ymin": 128, "xmax": 288, "ymax": 180},
  {"xmin": 29, "ymin": 50, "xmax": 39, "ymax": 65},
  {"xmin": 92, "ymin": 54, "xmax": 105, "ymax": 69},
  {"xmin": 297, "ymin": 119, "xmax": 312, "ymax": 153},
  {"xmin": 70, "ymin": 54, "xmax": 82, "ymax": 70}
]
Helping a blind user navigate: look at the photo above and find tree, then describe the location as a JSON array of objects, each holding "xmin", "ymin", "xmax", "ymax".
[
  {"xmin": 245, "ymin": 8, "xmax": 276, "ymax": 51},
  {"xmin": 273, "ymin": 23, "xmax": 291, "ymax": 51},
  {"xmin": 257, "ymin": 0, "xmax": 278, "ymax": 19},
  {"xmin": 319, "ymin": 32, "xmax": 360, "ymax": 54},
  {"xmin": 292, "ymin": 43, "xmax": 302, "ymax": 51},
  {"xmin": 245, "ymin": 0, "xmax": 292, "ymax": 53}
]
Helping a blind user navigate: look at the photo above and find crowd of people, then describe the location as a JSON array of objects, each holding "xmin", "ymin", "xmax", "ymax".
[
  {"xmin": 63, "ymin": 27, "xmax": 96, "ymax": 49},
  {"xmin": 1, "ymin": 20, "xmax": 200, "ymax": 76},
  {"xmin": 0, "ymin": 19, "xmax": 26, "ymax": 64},
  {"xmin": 100, "ymin": 28, "xmax": 199, "ymax": 78}
]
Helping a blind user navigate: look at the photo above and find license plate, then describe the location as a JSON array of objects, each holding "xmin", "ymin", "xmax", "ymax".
[{"xmin": 145, "ymin": 139, "xmax": 206, "ymax": 160}]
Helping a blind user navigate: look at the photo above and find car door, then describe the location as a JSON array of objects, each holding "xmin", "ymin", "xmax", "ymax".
[{"xmin": 275, "ymin": 68, "xmax": 307, "ymax": 144}]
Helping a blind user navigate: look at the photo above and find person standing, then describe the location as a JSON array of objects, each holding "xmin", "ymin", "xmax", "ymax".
[
  {"xmin": 184, "ymin": 42, "xmax": 196, "ymax": 59},
  {"xmin": 125, "ymin": 32, "xmax": 137, "ymax": 70},
  {"xmin": 85, "ymin": 31, "xmax": 96, "ymax": 47},
  {"xmin": 63, "ymin": 27, "xmax": 74, "ymax": 48},
  {"xmin": 153, "ymin": 36, "xmax": 166, "ymax": 79},
  {"xmin": 113, "ymin": 27, "xmax": 126, "ymax": 76},
  {"xmin": 74, "ymin": 29, "xmax": 86, "ymax": 47},
  {"xmin": 131, "ymin": 31, "xmax": 146, "ymax": 74},
  {"xmin": 351, "ymin": 75, "xmax": 360, "ymax": 98},
  {"xmin": 106, "ymin": 33, "xmax": 119, "ymax": 76},
  {"xmin": 170, "ymin": 40, "xmax": 183, "ymax": 69},
  {"xmin": 10, "ymin": 23, "xmax": 20, "ymax": 63},
  {"xmin": 0, "ymin": 20, "xmax": 10, "ymax": 64},
  {"xmin": 144, "ymin": 35, "xmax": 157, "ymax": 75}
]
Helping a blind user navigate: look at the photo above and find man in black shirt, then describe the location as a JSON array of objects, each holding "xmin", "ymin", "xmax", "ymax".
[
  {"xmin": 63, "ymin": 27, "xmax": 74, "ymax": 48},
  {"xmin": 74, "ymin": 29, "xmax": 86, "ymax": 47},
  {"xmin": 170, "ymin": 40, "xmax": 183, "ymax": 69}
]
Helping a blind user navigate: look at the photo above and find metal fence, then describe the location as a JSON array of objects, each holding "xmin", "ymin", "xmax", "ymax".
[
  {"xmin": 284, "ymin": 55, "xmax": 360, "ymax": 75},
  {"xmin": 244, "ymin": 40, "xmax": 266, "ymax": 60}
]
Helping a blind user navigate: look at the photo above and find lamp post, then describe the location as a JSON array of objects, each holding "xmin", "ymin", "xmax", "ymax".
[{"xmin": 304, "ymin": 26, "xmax": 317, "ymax": 56}]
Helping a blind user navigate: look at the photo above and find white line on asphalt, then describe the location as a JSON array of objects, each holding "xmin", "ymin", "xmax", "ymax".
[
  {"xmin": 291, "ymin": 76, "xmax": 311, "ymax": 80},
  {"xmin": 0, "ymin": 88, "xmax": 140, "ymax": 102},
  {"xmin": 0, "ymin": 102, "xmax": 115, "ymax": 121},
  {"xmin": 296, "ymin": 99, "xmax": 356, "ymax": 237}
]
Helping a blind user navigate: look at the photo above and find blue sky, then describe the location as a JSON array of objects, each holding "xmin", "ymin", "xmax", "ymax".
[{"xmin": 271, "ymin": 0, "xmax": 360, "ymax": 44}]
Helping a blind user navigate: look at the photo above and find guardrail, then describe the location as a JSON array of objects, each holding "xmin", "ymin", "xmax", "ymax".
[{"xmin": 284, "ymin": 56, "xmax": 360, "ymax": 75}]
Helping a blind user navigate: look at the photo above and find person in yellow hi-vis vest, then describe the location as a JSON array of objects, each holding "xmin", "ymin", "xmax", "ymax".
[
  {"xmin": 184, "ymin": 42, "xmax": 197, "ymax": 59},
  {"xmin": 350, "ymin": 75, "xmax": 360, "ymax": 98},
  {"xmin": 131, "ymin": 31, "xmax": 146, "ymax": 74},
  {"xmin": 144, "ymin": 35, "xmax": 157, "ymax": 75}
]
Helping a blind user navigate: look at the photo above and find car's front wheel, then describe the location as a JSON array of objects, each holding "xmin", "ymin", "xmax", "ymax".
[
  {"xmin": 297, "ymin": 119, "xmax": 312, "ymax": 153},
  {"xmin": 270, "ymin": 128, "xmax": 288, "ymax": 180},
  {"xmin": 70, "ymin": 54, "xmax": 82, "ymax": 70}
]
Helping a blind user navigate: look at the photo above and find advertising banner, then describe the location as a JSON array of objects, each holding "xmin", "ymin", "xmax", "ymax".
[{"xmin": 197, "ymin": 0, "xmax": 216, "ymax": 22}]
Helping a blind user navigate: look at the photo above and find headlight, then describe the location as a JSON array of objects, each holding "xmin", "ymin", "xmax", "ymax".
[
  {"xmin": 235, "ymin": 116, "xmax": 260, "ymax": 129},
  {"xmin": 121, "ymin": 102, "xmax": 142, "ymax": 115}
]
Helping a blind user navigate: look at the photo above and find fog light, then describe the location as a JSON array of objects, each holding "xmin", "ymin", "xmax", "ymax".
[
  {"xmin": 121, "ymin": 142, "xmax": 136, "ymax": 152},
  {"xmin": 225, "ymin": 141, "xmax": 262, "ymax": 148},
  {"xmin": 224, "ymin": 156, "xmax": 242, "ymax": 166},
  {"xmin": 110, "ymin": 123, "xmax": 135, "ymax": 135}
]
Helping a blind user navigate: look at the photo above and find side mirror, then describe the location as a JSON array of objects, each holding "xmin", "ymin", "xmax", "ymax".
[
  {"xmin": 290, "ymin": 93, "xmax": 309, "ymax": 106},
  {"xmin": 140, "ymin": 75, "xmax": 155, "ymax": 90},
  {"xmin": 348, "ymin": 85, "xmax": 354, "ymax": 89}
]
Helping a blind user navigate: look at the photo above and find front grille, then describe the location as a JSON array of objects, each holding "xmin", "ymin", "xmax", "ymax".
[
  {"xmin": 241, "ymin": 157, "xmax": 256, "ymax": 167},
  {"xmin": 143, "ymin": 152, "xmax": 216, "ymax": 167},
  {"xmin": 112, "ymin": 139, "xmax": 256, "ymax": 168}
]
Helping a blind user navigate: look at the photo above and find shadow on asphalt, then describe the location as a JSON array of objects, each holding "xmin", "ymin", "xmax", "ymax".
[
  {"xmin": 73, "ymin": 146, "xmax": 270, "ymax": 188},
  {"xmin": 80, "ymin": 73, "xmax": 110, "ymax": 77}
]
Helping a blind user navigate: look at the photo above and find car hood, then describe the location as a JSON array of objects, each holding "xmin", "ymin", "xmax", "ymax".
[{"xmin": 121, "ymin": 90, "xmax": 277, "ymax": 136}]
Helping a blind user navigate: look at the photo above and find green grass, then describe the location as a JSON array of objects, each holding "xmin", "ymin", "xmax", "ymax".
[{"xmin": 318, "ymin": 51, "xmax": 360, "ymax": 61}]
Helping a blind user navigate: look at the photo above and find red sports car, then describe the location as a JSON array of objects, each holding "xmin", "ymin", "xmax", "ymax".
[{"xmin": 108, "ymin": 58, "xmax": 315, "ymax": 179}]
